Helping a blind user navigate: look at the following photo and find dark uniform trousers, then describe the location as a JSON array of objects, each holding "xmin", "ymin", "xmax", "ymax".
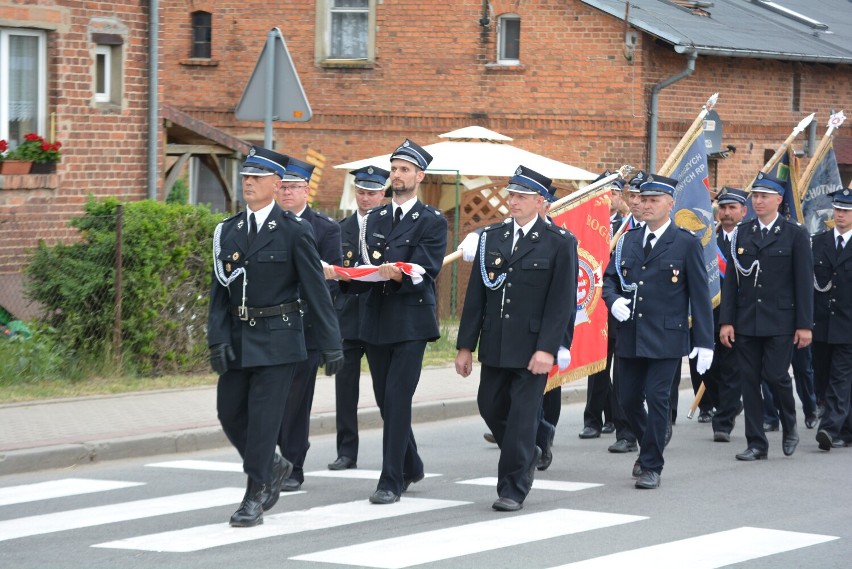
[
  {"xmin": 333, "ymin": 213, "xmax": 370, "ymax": 462},
  {"xmin": 278, "ymin": 206, "xmax": 342, "ymax": 483},
  {"xmin": 812, "ymin": 230, "xmax": 852, "ymax": 442},
  {"xmin": 208, "ymin": 205, "xmax": 340, "ymax": 486},
  {"xmin": 603, "ymin": 223, "xmax": 713, "ymax": 474},
  {"xmin": 458, "ymin": 216, "xmax": 578, "ymax": 503},
  {"xmin": 720, "ymin": 216, "xmax": 813, "ymax": 453},
  {"xmin": 341, "ymin": 200, "xmax": 447, "ymax": 496},
  {"xmin": 584, "ymin": 317, "xmax": 635, "ymax": 441}
]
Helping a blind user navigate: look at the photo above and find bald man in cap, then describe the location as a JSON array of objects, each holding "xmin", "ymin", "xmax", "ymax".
[
  {"xmin": 603, "ymin": 174, "xmax": 713, "ymax": 489},
  {"xmin": 336, "ymin": 140, "xmax": 447, "ymax": 505},
  {"xmin": 208, "ymin": 146, "xmax": 341, "ymax": 526},
  {"xmin": 456, "ymin": 165, "xmax": 578, "ymax": 511},
  {"xmin": 813, "ymin": 188, "xmax": 852, "ymax": 450},
  {"xmin": 720, "ymin": 172, "xmax": 813, "ymax": 461}
]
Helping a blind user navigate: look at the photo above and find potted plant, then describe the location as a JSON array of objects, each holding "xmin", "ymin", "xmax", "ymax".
[
  {"xmin": 0, "ymin": 138, "xmax": 33, "ymax": 175},
  {"xmin": 16, "ymin": 133, "xmax": 62, "ymax": 174}
]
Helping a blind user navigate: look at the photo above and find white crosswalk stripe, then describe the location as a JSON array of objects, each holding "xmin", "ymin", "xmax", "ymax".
[
  {"xmin": 93, "ymin": 498, "xmax": 469, "ymax": 552},
  {"xmin": 291, "ymin": 509, "xmax": 647, "ymax": 568},
  {"xmin": 0, "ymin": 488, "xmax": 244, "ymax": 542},
  {"xmin": 146, "ymin": 460, "xmax": 441, "ymax": 481},
  {"xmin": 0, "ymin": 478, "xmax": 144, "ymax": 507},
  {"xmin": 457, "ymin": 477, "xmax": 601, "ymax": 492},
  {"xmin": 547, "ymin": 527, "xmax": 838, "ymax": 569}
]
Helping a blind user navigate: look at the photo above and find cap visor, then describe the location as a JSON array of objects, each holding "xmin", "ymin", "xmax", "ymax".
[
  {"xmin": 240, "ymin": 166, "xmax": 276, "ymax": 177},
  {"xmin": 390, "ymin": 155, "xmax": 423, "ymax": 169},
  {"xmin": 354, "ymin": 180, "xmax": 386, "ymax": 191},
  {"xmin": 506, "ymin": 183, "xmax": 537, "ymax": 194},
  {"xmin": 750, "ymin": 187, "xmax": 779, "ymax": 194},
  {"xmin": 281, "ymin": 174, "xmax": 307, "ymax": 182}
]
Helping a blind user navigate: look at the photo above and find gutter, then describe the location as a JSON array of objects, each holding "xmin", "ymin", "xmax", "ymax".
[
  {"xmin": 648, "ymin": 50, "xmax": 697, "ymax": 172},
  {"xmin": 147, "ymin": 0, "xmax": 159, "ymax": 200},
  {"xmin": 674, "ymin": 44, "xmax": 852, "ymax": 65}
]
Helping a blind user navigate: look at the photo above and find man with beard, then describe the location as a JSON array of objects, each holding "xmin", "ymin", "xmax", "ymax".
[{"xmin": 336, "ymin": 140, "xmax": 447, "ymax": 505}]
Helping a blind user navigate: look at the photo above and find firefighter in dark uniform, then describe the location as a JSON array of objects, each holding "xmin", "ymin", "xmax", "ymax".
[
  {"xmin": 603, "ymin": 174, "xmax": 714, "ymax": 489},
  {"xmin": 813, "ymin": 188, "xmax": 852, "ymax": 450},
  {"xmin": 336, "ymin": 139, "xmax": 447, "ymax": 505},
  {"xmin": 707, "ymin": 187, "xmax": 748, "ymax": 443},
  {"xmin": 327, "ymin": 165, "xmax": 390, "ymax": 470},
  {"xmin": 720, "ymin": 172, "xmax": 813, "ymax": 461},
  {"xmin": 456, "ymin": 165, "xmax": 578, "ymax": 511},
  {"xmin": 273, "ymin": 157, "xmax": 344, "ymax": 491},
  {"xmin": 208, "ymin": 146, "xmax": 342, "ymax": 527}
]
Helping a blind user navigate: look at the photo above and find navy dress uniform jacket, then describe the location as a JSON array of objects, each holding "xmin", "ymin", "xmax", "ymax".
[
  {"xmin": 207, "ymin": 206, "xmax": 341, "ymax": 366},
  {"xmin": 342, "ymin": 201, "xmax": 448, "ymax": 344},
  {"xmin": 457, "ymin": 217, "xmax": 579, "ymax": 367},
  {"xmin": 813, "ymin": 230, "xmax": 852, "ymax": 343},
  {"xmin": 603, "ymin": 223, "xmax": 714, "ymax": 358},
  {"xmin": 719, "ymin": 217, "xmax": 813, "ymax": 336},
  {"xmin": 300, "ymin": 205, "xmax": 343, "ymax": 349},
  {"xmin": 336, "ymin": 213, "xmax": 367, "ymax": 341}
]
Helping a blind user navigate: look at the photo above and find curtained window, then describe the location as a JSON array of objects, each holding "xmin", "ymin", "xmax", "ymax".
[
  {"xmin": 316, "ymin": 0, "xmax": 375, "ymax": 64},
  {"xmin": 1, "ymin": 29, "xmax": 46, "ymax": 148}
]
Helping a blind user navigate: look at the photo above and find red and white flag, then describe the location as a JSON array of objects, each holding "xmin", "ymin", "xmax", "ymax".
[{"xmin": 327, "ymin": 262, "xmax": 426, "ymax": 285}]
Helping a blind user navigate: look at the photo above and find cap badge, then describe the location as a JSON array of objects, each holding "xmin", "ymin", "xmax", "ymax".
[
  {"xmin": 232, "ymin": 252, "xmax": 240, "ymax": 261},
  {"xmin": 248, "ymin": 148, "xmax": 256, "ymax": 157},
  {"xmin": 515, "ymin": 167, "xmax": 523, "ymax": 176},
  {"xmin": 844, "ymin": 189, "xmax": 850, "ymax": 196},
  {"xmin": 403, "ymin": 141, "xmax": 410, "ymax": 147},
  {"xmin": 367, "ymin": 167, "xmax": 374, "ymax": 174},
  {"xmin": 412, "ymin": 211, "xmax": 419, "ymax": 220}
]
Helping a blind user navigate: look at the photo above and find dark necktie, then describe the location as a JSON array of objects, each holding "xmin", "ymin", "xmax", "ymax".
[
  {"xmin": 644, "ymin": 232, "xmax": 656, "ymax": 257},
  {"xmin": 512, "ymin": 229, "xmax": 523, "ymax": 255},
  {"xmin": 723, "ymin": 234, "xmax": 731, "ymax": 249},
  {"xmin": 248, "ymin": 213, "xmax": 257, "ymax": 244},
  {"xmin": 393, "ymin": 207, "xmax": 402, "ymax": 228},
  {"xmin": 838, "ymin": 235, "xmax": 845, "ymax": 254},
  {"xmin": 761, "ymin": 227, "xmax": 768, "ymax": 240}
]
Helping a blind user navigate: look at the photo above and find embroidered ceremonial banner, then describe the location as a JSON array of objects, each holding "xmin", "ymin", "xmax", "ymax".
[
  {"xmin": 746, "ymin": 147, "xmax": 802, "ymax": 224},
  {"xmin": 800, "ymin": 143, "xmax": 843, "ymax": 235},
  {"xmin": 544, "ymin": 185, "xmax": 611, "ymax": 391}
]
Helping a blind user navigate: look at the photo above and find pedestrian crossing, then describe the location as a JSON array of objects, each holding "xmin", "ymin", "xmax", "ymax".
[{"xmin": 0, "ymin": 467, "xmax": 839, "ymax": 567}]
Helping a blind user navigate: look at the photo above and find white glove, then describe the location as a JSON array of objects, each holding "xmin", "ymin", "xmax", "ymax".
[
  {"xmin": 557, "ymin": 346, "xmax": 571, "ymax": 370},
  {"xmin": 610, "ymin": 297, "xmax": 632, "ymax": 322},
  {"xmin": 689, "ymin": 347, "xmax": 714, "ymax": 375},
  {"xmin": 458, "ymin": 232, "xmax": 480, "ymax": 262}
]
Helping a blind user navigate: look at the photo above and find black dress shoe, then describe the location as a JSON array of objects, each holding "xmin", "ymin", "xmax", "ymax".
[
  {"xmin": 261, "ymin": 454, "xmax": 293, "ymax": 511},
  {"xmin": 763, "ymin": 422, "xmax": 779, "ymax": 432},
  {"xmin": 281, "ymin": 478, "xmax": 302, "ymax": 492},
  {"xmin": 805, "ymin": 415, "xmax": 818, "ymax": 429},
  {"xmin": 601, "ymin": 422, "xmax": 615, "ymax": 434},
  {"xmin": 634, "ymin": 470, "xmax": 661, "ymax": 489},
  {"xmin": 230, "ymin": 481, "xmax": 265, "ymax": 527},
  {"xmin": 736, "ymin": 448, "xmax": 768, "ymax": 461},
  {"xmin": 403, "ymin": 472, "xmax": 425, "ymax": 492},
  {"xmin": 713, "ymin": 431, "xmax": 731, "ymax": 443},
  {"xmin": 697, "ymin": 411, "xmax": 712, "ymax": 423},
  {"xmin": 816, "ymin": 429, "xmax": 832, "ymax": 451},
  {"xmin": 528, "ymin": 446, "xmax": 542, "ymax": 487},
  {"xmin": 782, "ymin": 430, "xmax": 799, "ymax": 456},
  {"xmin": 492, "ymin": 497, "xmax": 523, "ymax": 511},
  {"xmin": 537, "ymin": 429, "xmax": 555, "ymax": 471},
  {"xmin": 631, "ymin": 460, "xmax": 642, "ymax": 478},
  {"xmin": 578, "ymin": 427, "xmax": 601, "ymax": 439},
  {"xmin": 369, "ymin": 489, "xmax": 400, "ymax": 504},
  {"xmin": 608, "ymin": 439, "xmax": 637, "ymax": 453},
  {"xmin": 328, "ymin": 456, "xmax": 357, "ymax": 470},
  {"xmin": 483, "ymin": 432, "xmax": 497, "ymax": 444}
]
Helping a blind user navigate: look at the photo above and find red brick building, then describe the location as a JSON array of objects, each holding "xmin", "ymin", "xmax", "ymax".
[{"xmin": 2, "ymin": 0, "xmax": 852, "ymax": 318}]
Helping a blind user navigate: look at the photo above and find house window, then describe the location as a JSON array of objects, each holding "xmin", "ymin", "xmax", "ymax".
[
  {"xmin": 95, "ymin": 46, "xmax": 111, "ymax": 103},
  {"xmin": 316, "ymin": 0, "xmax": 376, "ymax": 64},
  {"xmin": 0, "ymin": 29, "xmax": 47, "ymax": 148},
  {"xmin": 497, "ymin": 14, "xmax": 521, "ymax": 64},
  {"xmin": 191, "ymin": 11, "xmax": 212, "ymax": 59}
]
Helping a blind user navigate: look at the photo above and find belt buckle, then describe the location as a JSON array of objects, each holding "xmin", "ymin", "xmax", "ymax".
[{"xmin": 238, "ymin": 305, "xmax": 249, "ymax": 321}]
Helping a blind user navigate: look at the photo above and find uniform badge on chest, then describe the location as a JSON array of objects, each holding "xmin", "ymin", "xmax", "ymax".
[{"xmin": 372, "ymin": 250, "xmax": 382, "ymax": 260}]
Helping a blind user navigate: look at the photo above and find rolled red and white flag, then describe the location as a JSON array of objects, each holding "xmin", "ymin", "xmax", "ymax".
[{"xmin": 325, "ymin": 262, "xmax": 426, "ymax": 285}]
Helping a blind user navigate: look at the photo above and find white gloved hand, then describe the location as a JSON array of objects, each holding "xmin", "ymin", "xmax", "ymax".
[
  {"xmin": 610, "ymin": 297, "xmax": 632, "ymax": 322},
  {"xmin": 557, "ymin": 346, "xmax": 571, "ymax": 370},
  {"xmin": 458, "ymin": 232, "xmax": 480, "ymax": 262},
  {"xmin": 689, "ymin": 347, "xmax": 714, "ymax": 375}
]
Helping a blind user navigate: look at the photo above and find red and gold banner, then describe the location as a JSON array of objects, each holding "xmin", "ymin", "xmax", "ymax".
[{"xmin": 545, "ymin": 185, "xmax": 611, "ymax": 391}]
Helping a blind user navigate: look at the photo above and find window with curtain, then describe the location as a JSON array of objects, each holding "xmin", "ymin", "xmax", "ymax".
[
  {"xmin": 498, "ymin": 14, "xmax": 521, "ymax": 64},
  {"xmin": 191, "ymin": 11, "xmax": 212, "ymax": 59},
  {"xmin": 330, "ymin": 0, "xmax": 368, "ymax": 59},
  {"xmin": 1, "ymin": 29, "xmax": 46, "ymax": 148}
]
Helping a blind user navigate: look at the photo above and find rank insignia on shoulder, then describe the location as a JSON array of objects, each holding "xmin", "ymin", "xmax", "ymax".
[
  {"xmin": 559, "ymin": 229, "xmax": 566, "ymax": 234},
  {"xmin": 434, "ymin": 209, "xmax": 441, "ymax": 216}
]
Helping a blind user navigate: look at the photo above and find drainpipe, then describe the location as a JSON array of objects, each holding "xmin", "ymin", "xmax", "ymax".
[
  {"xmin": 648, "ymin": 50, "xmax": 697, "ymax": 171},
  {"xmin": 147, "ymin": 0, "xmax": 159, "ymax": 200}
]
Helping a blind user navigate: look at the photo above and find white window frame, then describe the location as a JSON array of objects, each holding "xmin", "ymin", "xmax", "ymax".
[
  {"xmin": 497, "ymin": 14, "xmax": 521, "ymax": 65},
  {"xmin": 315, "ymin": 0, "xmax": 376, "ymax": 63},
  {"xmin": 0, "ymin": 28, "xmax": 47, "ymax": 145},
  {"xmin": 95, "ymin": 45, "xmax": 112, "ymax": 103}
]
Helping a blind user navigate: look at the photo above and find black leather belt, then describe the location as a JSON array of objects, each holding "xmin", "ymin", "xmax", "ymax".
[{"xmin": 230, "ymin": 300, "xmax": 302, "ymax": 320}]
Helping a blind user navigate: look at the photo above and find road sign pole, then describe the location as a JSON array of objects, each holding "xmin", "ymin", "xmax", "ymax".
[{"xmin": 264, "ymin": 29, "xmax": 276, "ymax": 147}]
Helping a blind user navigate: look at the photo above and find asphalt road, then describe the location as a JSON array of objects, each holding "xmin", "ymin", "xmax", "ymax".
[{"xmin": 1, "ymin": 392, "xmax": 850, "ymax": 569}]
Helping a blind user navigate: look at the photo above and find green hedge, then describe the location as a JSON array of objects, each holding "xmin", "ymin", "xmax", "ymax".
[{"xmin": 24, "ymin": 196, "xmax": 221, "ymax": 377}]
